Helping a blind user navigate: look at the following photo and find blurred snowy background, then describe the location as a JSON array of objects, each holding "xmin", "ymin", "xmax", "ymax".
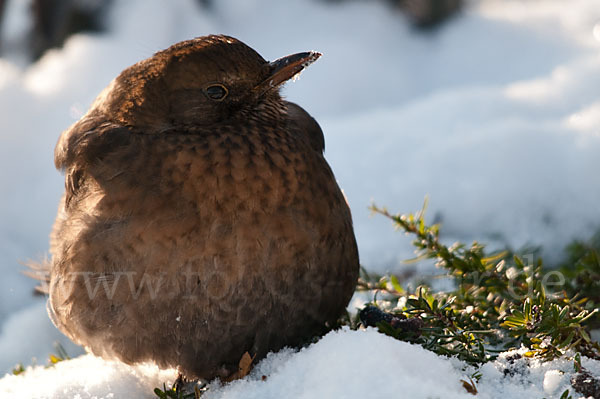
[{"xmin": 0, "ymin": 0, "xmax": 600, "ymax": 377}]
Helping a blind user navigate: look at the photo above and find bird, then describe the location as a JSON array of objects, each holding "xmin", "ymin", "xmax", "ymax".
[{"xmin": 42, "ymin": 34, "xmax": 359, "ymax": 380}]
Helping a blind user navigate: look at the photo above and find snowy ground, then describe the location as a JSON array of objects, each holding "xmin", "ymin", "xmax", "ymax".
[
  {"xmin": 1, "ymin": 328, "xmax": 598, "ymax": 399},
  {"xmin": 1, "ymin": 0, "xmax": 600, "ymax": 397}
]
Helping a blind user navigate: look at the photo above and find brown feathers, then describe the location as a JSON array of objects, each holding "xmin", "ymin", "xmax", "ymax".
[{"xmin": 45, "ymin": 35, "xmax": 359, "ymax": 380}]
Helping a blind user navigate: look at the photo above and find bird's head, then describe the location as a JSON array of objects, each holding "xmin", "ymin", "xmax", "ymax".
[{"xmin": 91, "ymin": 35, "xmax": 321, "ymax": 131}]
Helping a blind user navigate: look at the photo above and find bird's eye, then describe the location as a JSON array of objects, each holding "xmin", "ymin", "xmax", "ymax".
[{"xmin": 205, "ymin": 84, "xmax": 228, "ymax": 101}]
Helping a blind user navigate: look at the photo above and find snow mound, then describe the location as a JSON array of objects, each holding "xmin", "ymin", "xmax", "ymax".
[
  {"xmin": 0, "ymin": 354, "xmax": 177, "ymax": 399},
  {"xmin": 0, "ymin": 302, "xmax": 82, "ymax": 374},
  {"xmin": 2, "ymin": 328, "xmax": 598, "ymax": 399},
  {"xmin": 204, "ymin": 328, "xmax": 469, "ymax": 399}
]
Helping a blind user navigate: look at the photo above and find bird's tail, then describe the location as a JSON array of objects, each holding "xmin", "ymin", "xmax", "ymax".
[{"xmin": 22, "ymin": 257, "xmax": 51, "ymax": 295}]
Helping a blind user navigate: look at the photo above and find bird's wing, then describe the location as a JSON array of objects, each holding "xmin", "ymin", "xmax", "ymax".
[
  {"xmin": 284, "ymin": 101, "xmax": 325, "ymax": 153},
  {"xmin": 54, "ymin": 115, "xmax": 131, "ymax": 207}
]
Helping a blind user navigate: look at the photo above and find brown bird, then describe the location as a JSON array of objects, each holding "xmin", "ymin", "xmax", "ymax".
[{"xmin": 43, "ymin": 35, "xmax": 359, "ymax": 380}]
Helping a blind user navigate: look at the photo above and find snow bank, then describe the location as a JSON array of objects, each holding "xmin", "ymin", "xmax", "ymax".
[
  {"xmin": 0, "ymin": 353, "xmax": 176, "ymax": 399},
  {"xmin": 2, "ymin": 328, "xmax": 597, "ymax": 399},
  {"xmin": 0, "ymin": 302, "xmax": 82, "ymax": 374},
  {"xmin": 204, "ymin": 328, "xmax": 470, "ymax": 399},
  {"xmin": 327, "ymin": 54, "xmax": 600, "ymax": 266}
]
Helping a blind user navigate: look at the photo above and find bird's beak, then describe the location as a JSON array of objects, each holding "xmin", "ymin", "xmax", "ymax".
[{"xmin": 255, "ymin": 51, "xmax": 322, "ymax": 94}]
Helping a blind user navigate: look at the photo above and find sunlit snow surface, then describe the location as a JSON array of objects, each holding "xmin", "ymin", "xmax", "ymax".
[
  {"xmin": 1, "ymin": 328, "xmax": 599, "ymax": 399},
  {"xmin": 1, "ymin": 0, "xmax": 600, "ymax": 396}
]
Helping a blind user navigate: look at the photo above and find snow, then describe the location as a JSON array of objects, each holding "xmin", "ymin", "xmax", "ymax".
[
  {"xmin": 0, "ymin": 328, "xmax": 597, "ymax": 399},
  {"xmin": 0, "ymin": 353, "xmax": 176, "ymax": 399},
  {"xmin": 0, "ymin": 0, "xmax": 32, "ymax": 66},
  {"xmin": 0, "ymin": 302, "xmax": 82, "ymax": 373},
  {"xmin": 544, "ymin": 369, "xmax": 564, "ymax": 396},
  {"xmin": 1, "ymin": 0, "xmax": 600, "ymax": 397},
  {"xmin": 202, "ymin": 328, "xmax": 471, "ymax": 399}
]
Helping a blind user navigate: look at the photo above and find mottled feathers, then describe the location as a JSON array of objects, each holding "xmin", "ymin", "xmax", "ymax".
[{"xmin": 45, "ymin": 35, "xmax": 359, "ymax": 379}]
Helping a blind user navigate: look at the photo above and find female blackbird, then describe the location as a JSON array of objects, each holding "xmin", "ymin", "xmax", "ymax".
[{"xmin": 46, "ymin": 34, "xmax": 359, "ymax": 379}]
